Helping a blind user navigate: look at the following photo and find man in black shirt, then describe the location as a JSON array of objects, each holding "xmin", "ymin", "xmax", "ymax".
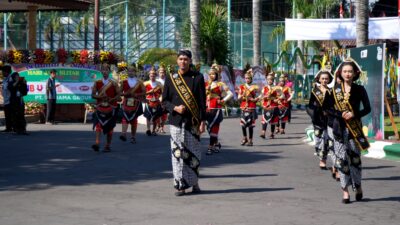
[{"xmin": 162, "ymin": 50, "xmax": 206, "ymax": 196}]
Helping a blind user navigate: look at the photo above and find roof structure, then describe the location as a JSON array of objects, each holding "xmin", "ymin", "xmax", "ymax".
[{"xmin": 0, "ymin": 0, "xmax": 93, "ymax": 12}]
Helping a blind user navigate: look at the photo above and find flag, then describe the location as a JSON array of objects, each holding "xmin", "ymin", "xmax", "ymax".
[{"xmin": 339, "ymin": 3, "xmax": 344, "ymax": 18}]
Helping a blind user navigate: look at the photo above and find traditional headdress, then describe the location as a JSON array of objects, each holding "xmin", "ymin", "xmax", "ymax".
[
  {"xmin": 314, "ymin": 69, "xmax": 333, "ymax": 84},
  {"xmin": 149, "ymin": 66, "xmax": 157, "ymax": 74},
  {"xmin": 245, "ymin": 69, "xmax": 253, "ymax": 79},
  {"xmin": 158, "ymin": 64, "xmax": 166, "ymax": 73},
  {"xmin": 266, "ymin": 71, "xmax": 275, "ymax": 79},
  {"xmin": 334, "ymin": 57, "xmax": 362, "ymax": 81}
]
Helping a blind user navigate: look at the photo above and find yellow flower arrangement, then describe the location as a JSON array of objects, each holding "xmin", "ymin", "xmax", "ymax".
[
  {"xmin": 71, "ymin": 50, "xmax": 81, "ymax": 63},
  {"xmin": 44, "ymin": 50, "xmax": 54, "ymax": 64},
  {"xmin": 13, "ymin": 50, "xmax": 23, "ymax": 64},
  {"xmin": 117, "ymin": 61, "xmax": 127, "ymax": 70},
  {"xmin": 99, "ymin": 51, "xmax": 109, "ymax": 63}
]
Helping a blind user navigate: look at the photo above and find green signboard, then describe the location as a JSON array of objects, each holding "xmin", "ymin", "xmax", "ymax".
[
  {"xmin": 20, "ymin": 67, "xmax": 102, "ymax": 104},
  {"xmin": 349, "ymin": 44, "xmax": 385, "ymax": 137}
]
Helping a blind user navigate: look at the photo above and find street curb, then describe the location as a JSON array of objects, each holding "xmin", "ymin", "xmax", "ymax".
[
  {"xmin": 304, "ymin": 128, "xmax": 400, "ymax": 161},
  {"xmin": 383, "ymin": 144, "xmax": 400, "ymax": 160}
]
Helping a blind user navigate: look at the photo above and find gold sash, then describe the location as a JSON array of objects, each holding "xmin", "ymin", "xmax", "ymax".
[
  {"xmin": 98, "ymin": 80, "xmax": 115, "ymax": 107},
  {"xmin": 311, "ymin": 85, "xmax": 326, "ymax": 107},
  {"xmin": 333, "ymin": 83, "xmax": 370, "ymax": 150},
  {"xmin": 125, "ymin": 81, "xmax": 142, "ymax": 107},
  {"xmin": 170, "ymin": 71, "xmax": 201, "ymax": 128}
]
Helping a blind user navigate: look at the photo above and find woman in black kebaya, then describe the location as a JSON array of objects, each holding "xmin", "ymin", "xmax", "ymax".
[{"xmin": 324, "ymin": 58, "xmax": 371, "ymax": 204}]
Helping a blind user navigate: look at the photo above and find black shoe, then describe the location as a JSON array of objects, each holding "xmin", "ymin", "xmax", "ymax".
[
  {"xmin": 319, "ymin": 166, "xmax": 328, "ymax": 170},
  {"xmin": 355, "ymin": 191, "xmax": 363, "ymax": 201},
  {"xmin": 241, "ymin": 139, "xmax": 248, "ymax": 146},
  {"xmin": 247, "ymin": 141, "xmax": 253, "ymax": 146},
  {"xmin": 192, "ymin": 186, "xmax": 201, "ymax": 194},
  {"xmin": 215, "ymin": 142, "xmax": 221, "ymax": 150},
  {"xmin": 91, "ymin": 144, "xmax": 99, "ymax": 152},
  {"xmin": 259, "ymin": 134, "xmax": 266, "ymax": 139},
  {"xmin": 0, "ymin": 129, "xmax": 12, "ymax": 133},
  {"xmin": 146, "ymin": 130, "xmax": 151, "ymax": 136},
  {"xmin": 342, "ymin": 198, "xmax": 350, "ymax": 204},
  {"xmin": 174, "ymin": 190, "xmax": 185, "ymax": 196},
  {"xmin": 213, "ymin": 147, "xmax": 220, "ymax": 153},
  {"xmin": 120, "ymin": 135, "xmax": 127, "ymax": 142}
]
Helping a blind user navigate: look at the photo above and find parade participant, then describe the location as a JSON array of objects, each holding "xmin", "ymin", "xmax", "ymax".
[
  {"xmin": 259, "ymin": 72, "xmax": 279, "ymax": 139},
  {"xmin": 324, "ymin": 58, "xmax": 370, "ymax": 204},
  {"xmin": 283, "ymin": 74, "xmax": 294, "ymax": 123},
  {"xmin": 238, "ymin": 70, "xmax": 259, "ymax": 146},
  {"xmin": 8, "ymin": 72, "xmax": 28, "ymax": 135},
  {"xmin": 45, "ymin": 69, "xmax": 60, "ymax": 125},
  {"xmin": 205, "ymin": 64, "xmax": 233, "ymax": 155},
  {"xmin": 1, "ymin": 65, "xmax": 13, "ymax": 132},
  {"xmin": 162, "ymin": 49, "xmax": 206, "ymax": 196},
  {"xmin": 156, "ymin": 65, "xmax": 168, "ymax": 133},
  {"xmin": 276, "ymin": 75, "xmax": 293, "ymax": 134},
  {"xmin": 119, "ymin": 66, "xmax": 145, "ymax": 144},
  {"xmin": 91, "ymin": 64, "xmax": 121, "ymax": 152},
  {"xmin": 144, "ymin": 67, "xmax": 163, "ymax": 136},
  {"xmin": 308, "ymin": 69, "xmax": 333, "ymax": 170}
]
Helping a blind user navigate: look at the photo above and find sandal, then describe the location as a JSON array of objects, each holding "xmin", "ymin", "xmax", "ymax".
[
  {"xmin": 269, "ymin": 134, "xmax": 275, "ymax": 139},
  {"xmin": 215, "ymin": 142, "xmax": 221, "ymax": 150},
  {"xmin": 247, "ymin": 141, "xmax": 253, "ymax": 146},
  {"xmin": 260, "ymin": 134, "xmax": 266, "ymax": 139},
  {"xmin": 130, "ymin": 137, "xmax": 136, "ymax": 144},
  {"xmin": 212, "ymin": 146, "xmax": 220, "ymax": 153},
  {"xmin": 152, "ymin": 131, "xmax": 158, "ymax": 136},
  {"xmin": 119, "ymin": 135, "xmax": 127, "ymax": 142},
  {"xmin": 91, "ymin": 144, "xmax": 99, "ymax": 152},
  {"xmin": 206, "ymin": 147, "xmax": 213, "ymax": 155},
  {"xmin": 241, "ymin": 138, "xmax": 248, "ymax": 146}
]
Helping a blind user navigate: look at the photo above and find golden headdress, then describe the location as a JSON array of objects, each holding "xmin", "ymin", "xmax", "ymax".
[
  {"xmin": 334, "ymin": 57, "xmax": 362, "ymax": 81},
  {"xmin": 314, "ymin": 69, "xmax": 333, "ymax": 84}
]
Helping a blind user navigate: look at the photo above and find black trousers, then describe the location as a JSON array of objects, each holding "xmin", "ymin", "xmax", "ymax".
[
  {"xmin": 46, "ymin": 99, "xmax": 57, "ymax": 123},
  {"xmin": 4, "ymin": 104, "xmax": 13, "ymax": 131}
]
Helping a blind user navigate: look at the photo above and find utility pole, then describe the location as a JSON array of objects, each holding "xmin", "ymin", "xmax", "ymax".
[{"xmin": 94, "ymin": 0, "xmax": 100, "ymax": 51}]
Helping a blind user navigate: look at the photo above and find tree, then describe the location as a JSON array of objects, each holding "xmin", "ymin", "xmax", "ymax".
[
  {"xmin": 252, "ymin": 0, "xmax": 261, "ymax": 66},
  {"xmin": 356, "ymin": 0, "xmax": 369, "ymax": 47},
  {"xmin": 190, "ymin": 0, "xmax": 201, "ymax": 65},
  {"xmin": 182, "ymin": 1, "xmax": 229, "ymax": 65}
]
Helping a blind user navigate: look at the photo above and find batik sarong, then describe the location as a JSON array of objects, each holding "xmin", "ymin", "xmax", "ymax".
[{"xmin": 170, "ymin": 124, "xmax": 201, "ymax": 190}]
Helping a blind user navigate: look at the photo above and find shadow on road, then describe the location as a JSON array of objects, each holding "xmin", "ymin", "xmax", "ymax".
[
  {"xmin": 363, "ymin": 176, "xmax": 400, "ymax": 181},
  {"xmin": 362, "ymin": 196, "xmax": 400, "ymax": 202},
  {"xmin": 0, "ymin": 128, "xmax": 283, "ymax": 192},
  {"xmin": 191, "ymin": 187, "xmax": 294, "ymax": 195},
  {"xmin": 200, "ymin": 173, "xmax": 277, "ymax": 179}
]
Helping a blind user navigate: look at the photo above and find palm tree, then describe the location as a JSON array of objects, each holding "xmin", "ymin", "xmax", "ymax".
[
  {"xmin": 190, "ymin": 0, "xmax": 201, "ymax": 65},
  {"xmin": 252, "ymin": 0, "xmax": 261, "ymax": 66},
  {"xmin": 356, "ymin": 0, "xmax": 369, "ymax": 47}
]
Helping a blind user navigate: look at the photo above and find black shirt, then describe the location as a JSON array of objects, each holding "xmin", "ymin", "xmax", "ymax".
[
  {"xmin": 308, "ymin": 88, "xmax": 329, "ymax": 128},
  {"xmin": 323, "ymin": 83, "xmax": 371, "ymax": 137},
  {"xmin": 162, "ymin": 69, "xmax": 206, "ymax": 129}
]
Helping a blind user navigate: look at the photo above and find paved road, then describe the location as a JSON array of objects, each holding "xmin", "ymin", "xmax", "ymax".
[{"xmin": 0, "ymin": 110, "xmax": 399, "ymax": 225}]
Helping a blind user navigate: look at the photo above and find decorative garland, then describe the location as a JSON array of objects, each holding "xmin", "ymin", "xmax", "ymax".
[{"xmin": 263, "ymin": 47, "xmax": 322, "ymax": 69}]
